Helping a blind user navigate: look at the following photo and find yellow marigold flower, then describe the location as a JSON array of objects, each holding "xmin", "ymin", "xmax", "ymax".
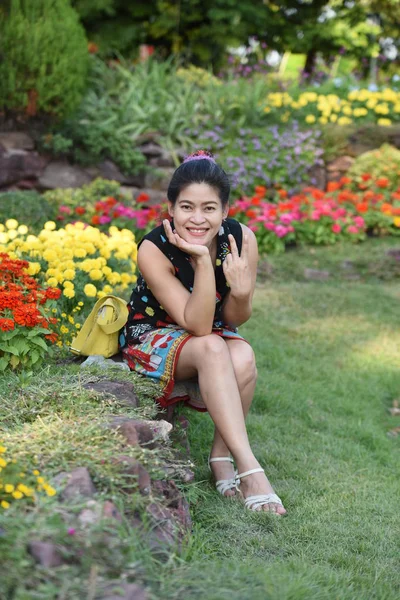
[
  {"xmin": 36, "ymin": 476, "xmax": 45, "ymax": 484},
  {"xmin": 84, "ymin": 283, "xmax": 97, "ymax": 297},
  {"xmin": 45, "ymin": 486, "xmax": 56, "ymax": 497},
  {"xmin": 43, "ymin": 249, "xmax": 58, "ymax": 262},
  {"xmin": 63, "ymin": 288, "xmax": 75, "ymax": 299},
  {"xmin": 305, "ymin": 115, "xmax": 316, "ymax": 124},
  {"xmin": 97, "ymin": 290, "xmax": 106, "ymax": 298},
  {"xmin": 377, "ymin": 118, "xmax": 392, "ymax": 126},
  {"xmin": 5, "ymin": 484, "xmax": 14, "ymax": 493},
  {"xmin": 5, "ymin": 218, "xmax": 18, "ymax": 229},
  {"xmin": 7, "ymin": 229, "xmax": 18, "ymax": 240},
  {"xmin": 0, "ymin": 457, "xmax": 7, "ymax": 467},
  {"xmin": 1, "ymin": 500, "xmax": 10, "ymax": 509},
  {"xmin": 78, "ymin": 302, "xmax": 84, "ymax": 307},
  {"xmin": 89, "ymin": 268, "xmax": 103, "ymax": 281},
  {"xmin": 107, "ymin": 272, "xmax": 121, "ymax": 285},
  {"xmin": 102, "ymin": 284, "xmax": 113, "ymax": 294},
  {"xmin": 63, "ymin": 280, "xmax": 74, "ymax": 289},
  {"xmin": 74, "ymin": 247, "xmax": 87, "ymax": 258},
  {"xmin": 33, "ymin": 469, "xmax": 40, "ymax": 475},
  {"xmin": 330, "ymin": 114, "xmax": 338, "ymax": 123},
  {"xmin": 263, "ymin": 107, "xmax": 271, "ymax": 113},
  {"xmin": 75, "ymin": 323, "xmax": 81, "ymax": 329},
  {"xmin": 60, "ymin": 325, "xmax": 69, "ymax": 334},
  {"xmin": 63, "ymin": 268, "xmax": 76, "ymax": 280},
  {"xmin": 44, "ymin": 221, "xmax": 56, "ymax": 231},
  {"xmin": 26, "ymin": 262, "xmax": 41, "ymax": 276},
  {"xmin": 12, "ymin": 490, "xmax": 23, "ymax": 499},
  {"xmin": 120, "ymin": 273, "xmax": 131, "ymax": 284},
  {"xmin": 17, "ymin": 224, "xmax": 28, "ymax": 235},
  {"xmin": 102, "ymin": 266, "xmax": 112, "ymax": 276},
  {"xmin": 46, "ymin": 277, "xmax": 59, "ymax": 288},
  {"xmin": 0, "ymin": 446, "xmax": 7, "ymax": 453},
  {"xmin": 393, "ymin": 217, "xmax": 400, "ymax": 227},
  {"xmin": 319, "ymin": 117, "xmax": 328, "ymax": 124},
  {"xmin": 68, "ymin": 316, "xmax": 75, "ymax": 324},
  {"xmin": 338, "ymin": 116, "xmax": 352, "ymax": 126}
]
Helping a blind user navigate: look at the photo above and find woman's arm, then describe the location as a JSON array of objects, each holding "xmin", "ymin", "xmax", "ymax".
[
  {"xmin": 138, "ymin": 240, "xmax": 216, "ymax": 337},
  {"xmin": 221, "ymin": 224, "xmax": 259, "ymax": 328}
]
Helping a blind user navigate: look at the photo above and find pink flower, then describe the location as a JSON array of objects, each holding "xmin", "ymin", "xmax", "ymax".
[
  {"xmin": 67, "ymin": 528, "xmax": 76, "ymax": 536},
  {"xmin": 353, "ymin": 216, "xmax": 365, "ymax": 228},
  {"xmin": 280, "ymin": 213, "xmax": 294, "ymax": 225},
  {"xmin": 275, "ymin": 224, "xmax": 288, "ymax": 238},
  {"xmin": 311, "ymin": 211, "xmax": 321, "ymax": 221},
  {"xmin": 347, "ymin": 225, "xmax": 359, "ymax": 234},
  {"xmin": 331, "ymin": 223, "xmax": 341, "ymax": 234},
  {"xmin": 59, "ymin": 205, "xmax": 72, "ymax": 214},
  {"xmin": 264, "ymin": 222, "xmax": 276, "ymax": 231},
  {"xmin": 99, "ymin": 215, "xmax": 111, "ymax": 225}
]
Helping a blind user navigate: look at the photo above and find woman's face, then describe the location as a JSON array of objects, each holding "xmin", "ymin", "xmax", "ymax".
[{"xmin": 168, "ymin": 183, "xmax": 228, "ymax": 248}]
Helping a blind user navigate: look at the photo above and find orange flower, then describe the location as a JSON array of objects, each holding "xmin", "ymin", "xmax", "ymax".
[
  {"xmin": 245, "ymin": 209, "xmax": 257, "ymax": 219},
  {"xmin": 254, "ymin": 185, "xmax": 266, "ymax": 197},
  {"xmin": 251, "ymin": 197, "xmax": 261, "ymax": 206},
  {"xmin": 327, "ymin": 181, "xmax": 341, "ymax": 192},
  {"xmin": 376, "ymin": 177, "xmax": 389, "ymax": 188},
  {"xmin": 340, "ymin": 176, "xmax": 351, "ymax": 185},
  {"xmin": 278, "ymin": 189, "xmax": 288, "ymax": 198},
  {"xmin": 356, "ymin": 202, "xmax": 368, "ymax": 213},
  {"xmin": 381, "ymin": 202, "xmax": 392, "ymax": 215},
  {"xmin": 228, "ymin": 207, "xmax": 239, "ymax": 217},
  {"xmin": 91, "ymin": 215, "xmax": 101, "ymax": 225},
  {"xmin": 361, "ymin": 173, "xmax": 372, "ymax": 181},
  {"xmin": 0, "ymin": 318, "xmax": 14, "ymax": 332}
]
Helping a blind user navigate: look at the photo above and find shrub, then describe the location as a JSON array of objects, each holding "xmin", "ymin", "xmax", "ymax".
[
  {"xmin": 0, "ymin": 191, "xmax": 57, "ymax": 233},
  {"xmin": 348, "ymin": 144, "xmax": 400, "ymax": 186},
  {"xmin": 0, "ymin": 0, "xmax": 88, "ymax": 117}
]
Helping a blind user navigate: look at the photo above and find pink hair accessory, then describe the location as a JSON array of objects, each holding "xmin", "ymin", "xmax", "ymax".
[{"xmin": 183, "ymin": 149, "xmax": 216, "ymax": 164}]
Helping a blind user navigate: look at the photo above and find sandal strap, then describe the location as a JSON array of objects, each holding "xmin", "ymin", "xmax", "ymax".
[
  {"xmin": 209, "ymin": 456, "xmax": 234, "ymax": 464},
  {"xmin": 235, "ymin": 467, "xmax": 264, "ymax": 481},
  {"xmin": 244, "ymin": 493, "xmax": 283, "ymax": 510},
  {"xmin": 215, "ymin": 477, "xmax": 237, "ymax": 495}
]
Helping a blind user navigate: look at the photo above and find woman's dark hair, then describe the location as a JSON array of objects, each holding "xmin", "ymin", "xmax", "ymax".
[{"xmin": 167, "ymin": 152, "xmax": 230, "ymax": 207}]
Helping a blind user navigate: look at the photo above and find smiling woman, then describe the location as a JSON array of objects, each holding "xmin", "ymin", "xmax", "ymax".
[{"xmin": 119, "ymin": 150, "xmax": 287, "ymax": 515}]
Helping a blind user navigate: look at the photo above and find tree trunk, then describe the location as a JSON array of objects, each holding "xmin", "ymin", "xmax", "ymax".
[{"xmin": 304, "ymin": 48, "xmax": 317, "ymax": 77}]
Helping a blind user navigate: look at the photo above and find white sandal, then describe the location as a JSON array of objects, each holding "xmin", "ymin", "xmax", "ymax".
[
  {"xmin": 208, "ymin": 456, "xmax": 238, "ymax": 496},
  {"xmin": 235, "ymin": 467, "xmax": 284, "ymax": 513}
]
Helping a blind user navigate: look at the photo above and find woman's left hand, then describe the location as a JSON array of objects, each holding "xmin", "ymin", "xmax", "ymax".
[{"xmin": 222, "ymin": 234, "xmax": 252, "ymax": 298}]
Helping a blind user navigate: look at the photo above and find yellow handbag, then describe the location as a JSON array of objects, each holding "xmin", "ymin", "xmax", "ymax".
[{"xmin": 70, "ymin": 295, "xmax": 129, "ymax": 358}]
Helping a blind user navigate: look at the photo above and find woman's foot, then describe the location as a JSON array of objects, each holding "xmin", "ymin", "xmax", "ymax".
[
  {"xmin": 237, "ymin": 468, "xmax": 287, "ymax": 515},
  {"xmin": 208, "ymin": 454, "xmax": 237, "ymax": 497}
]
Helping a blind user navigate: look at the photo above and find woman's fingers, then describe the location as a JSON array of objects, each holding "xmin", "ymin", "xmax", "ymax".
[{"xmin": 228, "ymin": 234, "xmax": 239, "ymax": 259}]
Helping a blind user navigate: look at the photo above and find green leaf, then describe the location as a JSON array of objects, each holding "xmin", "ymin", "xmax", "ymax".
[{"xmin": 29, "ymin": 337, "xmax": 49, "ymax": 351}]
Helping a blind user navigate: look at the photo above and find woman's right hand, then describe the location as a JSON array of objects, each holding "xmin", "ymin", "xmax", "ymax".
[{"xmin": 163, "ymin": 220, "xmax": 210, "ymax": 259}]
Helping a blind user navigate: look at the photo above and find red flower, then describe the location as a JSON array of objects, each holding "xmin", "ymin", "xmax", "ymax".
[
  {"xmin": 251, "ymin": 197, "xmax": 261, "ymax": 206},
  {"xmin": 0, "ymin": 318, "xmax": 15, "ymax": 332},
  {"xmin": 278, "ymin": 189, "xmax": 288, "ymax": 199},
  {"xmin": 327, "ymin": 181, "xmax": 341, "ymax": 193},
  {"xmin": 91, "ymin": 215, "xmax": 101, "ymax": 225},
  {"xmin": 361, "ymin": 173, "xmax": 372, "ymax": 181},
  {"xmin": 137, "ymin": 193, "xmax": 150, "ymax": 203},
  {"xmin": 245, "ymin": 209, "xmax": 257, "ymax": 219},
  {"xmin": 75, "ymin": 206, "xmax": 86, "ymax": 215},
  {"xmin": 376, "ymin": 177, "xmax": 389, "ymax": 188},
  {"xmin": 228, "ymin": 207, "xmax": 239, "ymax": 217},
  {"xmin": 356, "ymin": 202, "xmax": 368, "ymax": 213},
  {"xmin": 45, "ymin": 287, "xmax": 61, "ymax": 300}
]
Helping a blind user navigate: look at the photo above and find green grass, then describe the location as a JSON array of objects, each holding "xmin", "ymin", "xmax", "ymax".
[
  {"xmin": 161, "ymin": 237, "xmax": 400, "ymax": 599},
  {"xmin": 1, "ymin": 237, "xmax": 400, "ymax": 599}
]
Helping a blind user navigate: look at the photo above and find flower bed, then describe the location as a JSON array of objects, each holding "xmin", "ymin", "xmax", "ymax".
[
  {"xmin": 0, "ymin": 253, "xmax": 61, "ymax": 371},
  {"xmin": 229, "ymin": 176, "xmax": 400, "ymax": 253},
  {"xmin": 264, "ymin": 89, "xmax": 400, "ymax": 127}
]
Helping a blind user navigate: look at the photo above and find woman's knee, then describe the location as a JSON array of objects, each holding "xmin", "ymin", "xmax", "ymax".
[{"xmin": 230, "ymin": 343, "xmax": 257, "ymax": 386}]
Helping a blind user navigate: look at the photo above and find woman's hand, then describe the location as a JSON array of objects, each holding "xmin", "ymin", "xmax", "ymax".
[
  {"xmin": 222, "ymin": 234, "xmax": 252, "ymax": 298},
  {"xmin": 163, "ymin": 220, "xmax": 210, "ymax": 260}
]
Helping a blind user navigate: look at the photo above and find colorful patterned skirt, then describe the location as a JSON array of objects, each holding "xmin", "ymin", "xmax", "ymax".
[{"xmin": 121, "ymin": 326, "xmax": 248, "ymax": 412}]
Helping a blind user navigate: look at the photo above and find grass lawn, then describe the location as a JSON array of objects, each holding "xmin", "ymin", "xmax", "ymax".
[
  {"xmin": 1, "ymin": 238, "xmax": 400, "ymax": 599},
  {"xmin": 158, "ymin": 238, "xmax": 400, "ymax": 599}
]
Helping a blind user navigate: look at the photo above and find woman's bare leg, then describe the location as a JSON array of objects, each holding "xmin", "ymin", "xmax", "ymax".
[
  {"xmin": 175, "ymin": 335, "xmax": 286, "ymax": 514},
  {"xmin": 210, "ymin": 340, "xmax": 257, "ymax": 495}
]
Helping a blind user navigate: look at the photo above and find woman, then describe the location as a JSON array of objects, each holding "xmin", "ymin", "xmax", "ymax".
[{"xmin": 120, "ymin": 150, "xmax": 286, "ymax": 515}]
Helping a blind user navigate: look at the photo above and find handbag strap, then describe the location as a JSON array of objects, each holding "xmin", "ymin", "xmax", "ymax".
[{"xmin": 96, "ymin": 296, "xmax": 129, "ymax": 334}]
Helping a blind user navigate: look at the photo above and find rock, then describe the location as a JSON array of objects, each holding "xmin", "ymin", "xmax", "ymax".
[
  {"xmin": 308, "ymin": 164, "xmax": 326, "ymax": 189},
  {"xmin": 326, "ymin": 155, "xmax": 354, "ymax": 173},
  {"xmin": 0, "ymin": 148, "xmax": 47, "ymax": 187},
  {"xmin": 0, "ymin": 132, "xmax": 34, "ymax": 151},
  {"xmin": 28, "ymin": 541, "xmax": 63, "ymax": 567},
  {"xmin": 113, "ymin": 455, "xmax": 151, "ymax": 495},
  {"xmin": 144, "ymin": 167, "xmax": 175, "ymax": 191},
  {"xmin": 109, "ymin": 418, "xmax": 140, "ymax": 446},
  {"xmin": 78, "ymin": 500, "xmax": 123, "ymax": 527},
  {"xmin": 152, "ymin": 479, "xmax": 192, "ymax": 528},
  {"xmin": 97, "ymin": 160, "xmax": 146, "ymax": 187},
  {"xmin": 103, "ymin": 500, "xmax": 123, "ymax": 522},
  {"xmin": 61, "ymin": 467, "xmax": 96, "ymax": 500},
  {"xmin": 149, "ymin": 152, "xmax": 176, "ymax": 168},
  {"xmin": 38, "ymin": 160, "xmax": 92, "ymax": 189},
  {"xmin": 83, "ymin": 379, "xmax": 139, "ymax": 407},
  {"xmin": 341, "ymin": 260, "xmax": 355, "ymax": 270},
  {"xmin": 109, "ymin": 418, "xmax": 172, "ymax": 449},
  {"xmin": 137, "ymin": 142, "xmax": 163, "ymax": 157},
  {"xmin": 80, "ymin": 355, "xmax": 130, "ymax": 371},
  {"xmin": 101, "ymin": 581, "xmax": 148, "ymax": 600},
  {"xmin": 304, "ymin": 268, "xmax": 330, "ymax": 281}
]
